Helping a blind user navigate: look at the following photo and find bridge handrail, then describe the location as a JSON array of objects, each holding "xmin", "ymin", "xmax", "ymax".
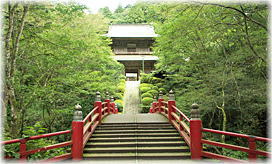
[
  {"xmin": 201, "ymin": 128, "xmax": 271, "ymax": 160},
  {"xmin": 2, "ymin": 91, "xmax": 118, "ymax": 161},
  {"xmin": 83, "ymin": 106, "xmax": 99, "ymax": 124},
  {"xmin": 2, "ymin": 130, "xmax": 71, "ymax": 145},
  {"xmin": 21, "ymin": 141, "xmax": 72, "ymax": 156},
  {"xmin": 161, "ymin": 101, "xmax": 168, "ymax": 105},
  {"xmin": 201, "ymin": 139, "xmax": 271, "ymax": 157},
  {"xmin": 202, "ymin": 128, "xmax": 272, "ymax": 142},
  {"xmin": 172, "ymin": 105, "xmax": 190, "ymax": 122},
  {"xmin": 149, "ymin": 91, "xmax": 191, "ymax": 148},
  {"xmin": 149, "ymin": 90, "xmax": 271, "ymax": 161},
  {"xmin": 102, "ymin": 107, "xmax": 108, "ymax": 113},
  {"xmin": 2, "ymin": 130, "xmax": 72, "ymax": 161}
]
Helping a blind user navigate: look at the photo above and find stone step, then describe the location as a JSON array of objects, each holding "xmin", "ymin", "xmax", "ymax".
[
  {"xmin": 101, "ymin": 122, "xmax": 170, "ymax": 125},
  {"xmin": 83, "ymin": 121, "xmax": 191, "ymax": 160},
  {"xmin": 94, "ymin": 129, "xmax": 177, "ymax": 134},
  {"xmin": 85, "ymin": 141, "xmax": 187, "ymax": 147},
  {"xmin": 84, "ymin": 146, "xmax": 190, "ymax": 153},
  {"xmin": 83, "ymin": 152, "xmax": 191, "ymax": 159},
  {"xmin": 99, "ymin": 123, "xmax": 171, "ymax": 128},
  {"xmin": 89, "ymin": 136, "xmax": 184, "ymax": 142},
  {"xmin": 96, "ymin": 126, "xmax": 174, "ymax": 130},
  {"xmin": 92, "ymin": 133, "xmax": 179, "ymax": 138}
]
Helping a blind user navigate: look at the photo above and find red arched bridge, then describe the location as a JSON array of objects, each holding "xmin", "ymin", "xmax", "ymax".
[{"xmin": 2, "ymin": 91, "xmax": 271, "ymax": 162}]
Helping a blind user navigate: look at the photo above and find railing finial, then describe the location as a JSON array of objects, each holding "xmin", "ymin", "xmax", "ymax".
[
  {"xmin": 169, "ymin": 90, "xmax": 175, "ymax": 100},
  {"xmin": 159, "ymin": 91, "xmax": 163, "ymax": 99},
  {"xmin": 153, "ymin": 96, "xmax": 157, "ymax": 102},
  {"xmin": 95, "ymin": 91, "xmax": 101, "ymax": 101},
  {"xmin": 106, "ymin": 91, "xmax": 110, "ymax": 100},
  {"xmin": 110, "ymin": 96, "xmax": 114, "ymax": 102},
  {"xmin": 73, "ymin": 104, "xmax": 82, "ymax": 121},
  {"xmin": 191, "ymin": 103, "xmax": 200, "ymax": 120}
]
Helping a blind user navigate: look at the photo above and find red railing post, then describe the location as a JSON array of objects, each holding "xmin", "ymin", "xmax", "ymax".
[
  {"xmin": 105, "ymin": 92, "xmax": 110, "ymax": 114},
  {"xmin": 168, "ymin": 90, "xmax": 175, "ymax": 122},
  {"xmin": 95, "ymin": 91, "xmax": 102, "ymax": 122},
  {"xmin": 190, "ymin": 103, "xmax": 202, "ymax": 160},
  {"xmin": 114, "ymin": 104, "xmax": 118, "ymax": 113},
  {"xmin": 248, "ymin": 136, "xmax": 257, "ymax": 160},
  {"xmin": 158, "ymin": 91, "xmax": 164, "ymax": 113},
  {"xmin": 71, "ymin": 104, "xmax": 83, "ymax": 160},
  {"xmin": 110, "ymin": 96, "xmax": 115, "ymax": 113},
  {"xmin": 150, "ymin": 96, "xmax": 156, "ymax": 113},
  {"xmin": 19, "ymin": 139, "xmax": 27, "ymax": 160},
  {"xmin": 155, "ymin": 102, "xmax": 159, "ymax": 112}
]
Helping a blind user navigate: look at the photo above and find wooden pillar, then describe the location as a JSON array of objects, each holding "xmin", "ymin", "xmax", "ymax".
[
  {"xmin": 168, "ymin": 90, "xmax": 175, "ymax": 122},
  {"xmin": 105, "ymin": 92, "xmax": 110, "ymax": 113},
  {"xmin": 95, "ymin": 91, "xmax": 102, "ymax": 122},
  {"xmin": 248, "ymin": 136, "xmax": 257, "ymax": 160},
  {"xmin": 158, "ymin": 91, "xmax": 164, "ymax": 113},
  {"xmin": 110, "ymin": 96, "xmax": 115, "ymax": 113},
  {"xmin": 190, "ymin": 103, "xmax": 202, "ymax": 160},
  {"xmin": 150, "ymin": 96, "xmax": 156, "ymax": 113},
  {"xmin": 114, "ymin": 104, "xmax": 118, "ymax": 114},
  {"xmin": 19, "ymin": 139, "xmax": 27, "ymax": 160},
  {"xmin": 71, "ymin": 104, "xmax": 83, "ymax": 160}
]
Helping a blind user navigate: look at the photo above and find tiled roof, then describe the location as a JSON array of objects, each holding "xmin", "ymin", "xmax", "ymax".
[{"xmin": 105, "ymin": 24, "xmax": 158, "ymax": 38}]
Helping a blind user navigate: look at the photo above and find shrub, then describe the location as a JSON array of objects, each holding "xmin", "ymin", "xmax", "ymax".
[
  {"xmin": 151, "ymin": 77, "xmax": 162, "ymax": 83},
  {"xmin": 142, "ymin": 97, "xmax": 153, "ymax": 106},
  {"xmin": 141, "ymin": 92, "xmax": 153, "ymax": 99},
  {"xmin": 140, "ymin": 73, "xmax": 152, "ymax": 83},
  {"xmin": 140, "ymin": 83, "xmax": 153, "ymax": 88},
  {"xmin": 141, "ymin": 105, "xmax": 150, "ymax": 113},
  {"xmin": 117, "ymin": 84, "xmax": 125, "ymax": 93},
  {"xmin": 156, "ymin": 83, "xmax": 164, "ymax": 88},
  {"xmin": 114, "ymin": 93, "xmax": 123, "ymax": 99},
  {"xmin": 151, "ymin": 85, "xmax": 159, "ymax": 91},
  {"xmin": 159, "ymin": 88, "xmax": 167, "ymax": 94},
  {"xmin": 114, "ymin": 99, "xmax": 123, "ymax": 113},
  {"xmin": 140, "ymin": 87, "xmax": 151, "ymax": 93},
  {"xmin": 147, "ymin": 90, "xmax": 158, "ymax": 97}
]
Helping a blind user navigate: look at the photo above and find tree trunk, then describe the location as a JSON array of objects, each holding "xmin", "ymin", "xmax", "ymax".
[{"xmin": 4, "ymin": 3, "xmax": 29, "ymax": 137}]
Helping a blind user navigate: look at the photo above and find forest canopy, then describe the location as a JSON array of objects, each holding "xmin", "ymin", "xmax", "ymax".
[
  {"xmin": 3, "ymin": 2, "xmax": 124, "ymax": 141},
  {"xmin": 100, "ymin": 1, "xmax": 268, "ymax": 136},
  {"xmin": 2, "ymin": 1, "xmax": 269, "ymax": 160}
]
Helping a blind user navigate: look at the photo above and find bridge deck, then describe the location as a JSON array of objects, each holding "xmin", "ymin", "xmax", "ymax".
[{"xmin": 102, "ymin": 113, "xmax": 168, "ymax": 123}]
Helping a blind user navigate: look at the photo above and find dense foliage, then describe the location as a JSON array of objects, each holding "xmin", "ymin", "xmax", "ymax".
[
  {"xmin": 3, "ymin": 2, "xmax": 124, "ymax": 159},
  {"xmin": 139, "ymin": 74, "xmax": 168, "ymax": 113},
  {"xmin": 100, "ymin": 2, "xmax": 269, "ymax": 158},
  {"xmin": 154, "ymin": 3, "xmax": 268, "ymax": 137},
  {"xmin": 2, "ymin": 1, "xmax": 269, "ymax": 160}
]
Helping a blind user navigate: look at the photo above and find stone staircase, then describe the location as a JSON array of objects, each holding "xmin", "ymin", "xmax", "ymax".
[{"xmin": 83, "ymin": 122, "xmax": 190, "ymax": 160}]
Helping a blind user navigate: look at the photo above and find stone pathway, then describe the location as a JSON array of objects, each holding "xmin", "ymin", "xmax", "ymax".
[
  {"xmin": 102, "ymin": 113, "xmax": 168, "ymax": 123},
  {"xmin": 123, "ymin": 81, "xmax": 141, "ymax": 114}
]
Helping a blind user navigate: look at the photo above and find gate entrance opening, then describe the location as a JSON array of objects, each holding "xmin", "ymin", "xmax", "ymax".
[{"xmin": 126, "ymin": 72, "xmax": 138, "ymax": 81}]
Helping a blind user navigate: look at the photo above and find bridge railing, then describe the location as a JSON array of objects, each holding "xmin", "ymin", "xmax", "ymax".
[
  {"xmin": 2, "ymin": 91, "xmax": 118, "ymax": 161},
  {"xmin": 149, "ymin": 90, "xmax": 271, "ymax": 161},
  {"xmin": 2, "ymin": 130, "xmax": 72, "ymax": 162}
]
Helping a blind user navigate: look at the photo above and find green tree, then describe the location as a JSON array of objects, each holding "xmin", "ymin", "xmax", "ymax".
[{"xmin": 3, "ymin": 2, "xmax": 124, "ymax": 139}]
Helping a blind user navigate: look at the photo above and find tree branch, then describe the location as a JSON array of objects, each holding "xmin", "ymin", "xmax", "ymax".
[
  {"xmin": 240, "ymin": 5, "xmax": 266, "ymax": 64},
  {"xmin": 193, "ymin": 2, "xmax": 267, "ymax": 31}
]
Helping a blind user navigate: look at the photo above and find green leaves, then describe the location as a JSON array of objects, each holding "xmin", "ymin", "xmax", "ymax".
[
  {"xmin": 4, "ymin": 3, "xmax": 125, "ymax": 159},
  {"xmin": 145, "ymin": 2, "xmax": 268, "ymax": 145}
]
